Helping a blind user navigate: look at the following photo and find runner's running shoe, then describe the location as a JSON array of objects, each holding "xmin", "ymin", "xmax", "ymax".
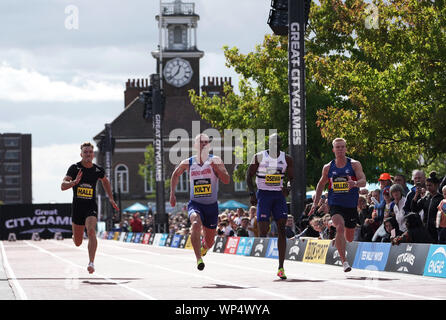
[
  {"xmin": 200, "ymin": 240, "xmax": 209, "ymax": 257},
  {"xmin": 277, "ymin": 268, "xmax": 287, "ymax": 280},
  {"xmin": 343, "ymin": 261, "xmax": 352, "ymax": 272},
  {"xmin": 87, "ymin": 262, "xmax": 95, "ymax": 274},
  {"xmin": 197, "ymin": 258, "xmax": 205, "ymax": 271}
]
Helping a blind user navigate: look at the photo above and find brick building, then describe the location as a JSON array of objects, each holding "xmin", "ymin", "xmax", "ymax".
[
  {"xmin": 93, "ymin": 0, "xmax": 249, "ymax": 220},
  {"xmin": 0, "ymin": 133, "xmax": 32, "ymax": 204}
]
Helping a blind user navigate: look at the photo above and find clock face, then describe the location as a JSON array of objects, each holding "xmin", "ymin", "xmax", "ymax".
[{"xmin": 163, "ymin": 58, "xmax": 193, "ymax": 88}]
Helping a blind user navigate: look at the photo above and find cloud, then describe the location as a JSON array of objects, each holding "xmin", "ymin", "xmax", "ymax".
[
  {"xmin": 0, "ymin": 62, "xmax": 123, "ymax": 102},
  {"xmin": 32, "ymin": 143, "xmax": 82, "ymax": 203}
]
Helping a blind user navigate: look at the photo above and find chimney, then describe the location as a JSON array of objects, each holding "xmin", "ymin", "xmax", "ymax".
[{"xmin": 124, "ymin": 78, "xmax": 149, "ymax": 108}]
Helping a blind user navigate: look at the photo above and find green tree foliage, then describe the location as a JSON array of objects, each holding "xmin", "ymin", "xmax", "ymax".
[
  {"xmin": 190, "ymin": 0, "xmax": 446, "ymax": 186},
  {"xmin": 138, "ymin": 145, "xmax": 170, "ymax": 199}
]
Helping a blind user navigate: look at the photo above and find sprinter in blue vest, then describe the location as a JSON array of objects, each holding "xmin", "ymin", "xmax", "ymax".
[{"xmin": 310, "ymin": 138, "xmax": 366, "ymax": 272}]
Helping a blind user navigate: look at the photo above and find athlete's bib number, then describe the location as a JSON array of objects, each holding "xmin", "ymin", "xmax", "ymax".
[
  {"xmin": 265, "ymin": 174, "xmax": 282, "ymax": 186},
  {"xmin": 77, "ymin": 187, "xmax": 93, "ymax": 199},
  {"xmin": 193, "ymin": 178, "xmax": 212, "ymax": 197},
  {"xmin": 332, "ymin": 177, "xmax": 349, "ymax": 193}
]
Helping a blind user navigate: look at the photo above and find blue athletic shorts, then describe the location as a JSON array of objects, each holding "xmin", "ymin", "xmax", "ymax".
[
  {"xmin": 256, "ymin": 189, "xmax": 288, "ymax": 222},
  {"xmin": 188, "ymin": 200, "xmax": 219, "ymax": 229}
]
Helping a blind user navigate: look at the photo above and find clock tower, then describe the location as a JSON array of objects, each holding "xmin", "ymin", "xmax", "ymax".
[{"xmin": 151, "ymin": 0, "xmax": 204, "ymax": 97}]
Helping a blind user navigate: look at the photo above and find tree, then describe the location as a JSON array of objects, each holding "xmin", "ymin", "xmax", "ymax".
[
  {"xmin": 138, "ymin": 145, "xmax": 170, "ymax": 200},
  {"xmin": 306, "ymin": 0, "xmax": 446, "ymax": 176}
]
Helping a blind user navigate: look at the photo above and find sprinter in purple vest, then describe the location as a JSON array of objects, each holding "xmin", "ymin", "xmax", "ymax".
[{"xmin": 310, "ymin": 138, "xmax": 366, "ymax": 272}]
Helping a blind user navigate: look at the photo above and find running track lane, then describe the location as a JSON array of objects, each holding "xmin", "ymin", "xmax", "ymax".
[{"xmin": 1, "ymin": 239, "xmax": 446, "ymax": 300}]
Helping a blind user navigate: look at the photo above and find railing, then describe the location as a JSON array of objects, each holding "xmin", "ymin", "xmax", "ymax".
[{"xmin": 161, "ymin": 2, "xmax": 195, "ymax": 15}]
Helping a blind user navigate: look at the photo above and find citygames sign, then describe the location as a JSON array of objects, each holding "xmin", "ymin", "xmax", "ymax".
[
  {"xmin": 0, "ymin": 203, "xmax": 72, "ymax": 240},
  {"xmin": 385, "ymin": 243, "xmax": 430, "ymax": 275},
  {"xmin": 423, "ymin": 245, "xmax": 446, "ymax": 278}
]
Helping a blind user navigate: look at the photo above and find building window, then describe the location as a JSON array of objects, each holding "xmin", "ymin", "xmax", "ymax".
[
  {"xmin": 114, "ymin": 164, "xmax": 129, "ymax": 194},
  {"xmin": 4, "ymin": 163, "xmax": 20, "ymax": 173},
  {"xmin": 234, "ymin": 180, "xmax": 247, "ymax": 192},
  {"xmin": 174, "ymin": 26, "xmax": 183, "ymax": 43},
  {"xmin": 5, "ymin": 150, "xmax": 20, "ymax": 160},
  {"xmin": 5, "ymin": 188, "xmax": 20, "ymax": 200},
  {"xmin": 176, "ymin": 171, "xmax": 189, "ymax": 193},
  {"xmin": 144, "ymin": 168, "xmax": 154, "ymax": 193},
  {"xmin": 4, "ymin": 137, "xmax": 20, "ymax": 147},
  {"xmin": 5, "ymin": 176, "xmax": 20, "ymax": 186}
]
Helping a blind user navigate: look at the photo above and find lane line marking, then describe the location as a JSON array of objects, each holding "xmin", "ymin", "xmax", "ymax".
[
  {"xmin": 24, "ymin": 241, "xmax": 156, "ymax": 300},
  {"xmin": 0, "ymin": 241, "xmax": 28, "ymax": 300}
]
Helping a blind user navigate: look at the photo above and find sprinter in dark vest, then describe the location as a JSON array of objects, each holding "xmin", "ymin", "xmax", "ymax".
[
  {"xmin": 61, "ymin": 142, "xmax": 119, "ymax": 274},
  {"xmin": 310, "ymin": 138, "xmax": 366, "ymax": 272}
]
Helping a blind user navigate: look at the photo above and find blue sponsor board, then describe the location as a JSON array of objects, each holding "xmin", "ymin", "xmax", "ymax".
[
  {"xmin": 171, "ymin": 234, "xmax": 183, "ymax": 248},
  {"xmin": 423, "ymin": 245, "xmax": 446, "ymax": 278},
  {"xmin": 134, "ymin": 233, "xmax": 142, "ymax": 243},
  {"xmin": 158, "ymin": 233, "xmax": 168, "ymax": 246},
  {"xmin": 125, "ymin": 232, "xmax": 133, "ymax": 242},
  {"xmin": 236, "ymin": 237, "xmax": 254, "ymax": 256},
  {"xmin": 107, "ymin": 232, "xmax": 114, "ymax": 240},
  {"xmin": 265, "ymin": 238, "xmax": 279, "ymax": 259},
  {"xmin": 352, "ymin": 242, "xmax": 391, "ymax": 271}
]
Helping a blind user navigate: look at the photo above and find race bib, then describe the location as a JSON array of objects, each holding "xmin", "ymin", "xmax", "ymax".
[
  {"xmin": 265, "ymin": 174, "xmax": 282, "ymax": 186},
  {"xmin": 76, "ymin": 184, "xmax": 93, "ymax": 199},
  {"xmin": 332, "ymin": 177, "xmax": 349, "ymax": 193},
  {"xmin": 193, "ymin": 178, "xmax": 212, "ymax": 197}
]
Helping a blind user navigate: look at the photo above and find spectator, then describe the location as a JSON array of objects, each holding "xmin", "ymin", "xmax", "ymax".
[
  {"xmin": 247, "ymin": 206, "xmax": 258, "ymax": 237},
  {"xmin": 391, "ymin": 212, "xmax": 433, "ymax": 245},
  {"xmin": 130, "ymin": 212, "xmax": 143, "ymax": 233},
  {"xmin": 364, "ymin": 209, "xmax": 381, "ymax": 241},
  {"xmin": 439, "ymin": 174, "xmax": 446, "ymax": 194},
  {"xmin": 217, "ymin": 221, "xmax": 227, "ymax": 236},
  {"xmin": 375, "ymin": 173, "xmax": 393, "ymax": 222},
  {"xmin": 411, "ymin": 171, "xmax": 443, "ymax": 242},
  {"xmin": 357, "ymin": 195, "xmax": 373, "ymax": 226},
  {"xmin": 394, "ymin": 174, "xmax": 410, "ymax": 196},
  {"xmin": 403, "ymin": 169, "xmax": 426, "ymax": 214},
  {"xmin": 322, "ymin": 213, "xmax": 336, "ymax": 239},
  {"xmin": 285, "ymin": 215, "xmax": 296, "ymax": 239},
  {"xmin": 370, "ymin": 189, "xmax": 381, "ymax": 207},
  {"xmin": 436, "ymin": 185, "xmax": 446, "ymax": 244},
  {"xmin": 236, "ymin": 217, "xmax": 250, "ymax": 237},
  {"xmin": 390, "ymin": 183, "xmax": 407, "ymax": 232},
  {"xmin": 268, "ymin": 218, "xmax": 278, "ymax": 237},
  {"xmin": 381, "ymin": 216, "xmax": 403, "ymax": 243},
  {"xmin": 293, "ymin": 215, "xmax": 320, "ymax": 239},
  {"xmin": 223, "ymin": 219, "xmax": 235, "ymax": 237}
]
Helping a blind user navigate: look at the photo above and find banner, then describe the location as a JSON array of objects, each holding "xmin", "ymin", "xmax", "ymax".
[
  {"xmin": 302, "ymin": 239, "xmax": 331, "ymax": 264},
  {"xmin": 142, "ymin": 233, "xmax": 151, "ymax": 244},
  {"xmin": 0, "ymin": 203, "xmax": 72, "ymax": 240},
  {"xmin": 265, "ymin": 238, "xmax": 279, "ymax": 259},
  {"xmin": 153, "ymin": 233, "xmax": 162, "ymax": 246},
  {"xmin": 352, "ymin": 242, "xmax": 391, "ymax": 271},
  {"xmin": 178, "ymin": 234, "xmax": 188, "ymax": 248},
  {"xmin": 165, "ymin": 234, "xmax": 173, "ymax": 247},
  {"xmin": 184, "ymin": 235, "xmax": 193, "ymax": 250},
  {"xmin": 385, "ymin": 243, "xmax": 430, "ymax": 275},
  {"xmin": 113, "ymin": 232, "xmax": 120, "ymax": 240},
  {"xmin": 159, "ymin": 233, "xmax": 168, "ymax": 246},
  {"xmin": 224, "ymin": 237, "xmax": 240, "ymax": 254},
  {"xmin": 423, "ymin": 245, "xmax": 446, "ymax": 278},
  {"xmin": 119, "ymin": 232, "xmax": 127, "ymax": 242},
  {"xmin": 236, "ymin": 237, "xmax": 255, "ymax": 256},
  {"xmin": 149, "ymin": 233, "xmax": 156, "ymax": 245},
  {"xmin": 125, "ymin": 232, "xmax": 133, "ymax": 242},
  {"xmin": 325, "ymin": 241, "xmax": 359, "ymax": 267},
  {"xmin": 285, "ymin": 238, "xmax": 308, "ymax": 261},
  {"xmin": 171, "ymin": 234, "xmax": 183, "ymax": 248},
  {"xmin": 107, "ymin": 232, "xmax": 114, "ymax": 240},
  {"xmin": 134, "ymin": 233, "xmax": 143, "ymax": 243},
  {"xmin": 213, "ymin": 236, "xmax": 227, "ymax": 253},
  {"xmin": 250, "ymin": 238, "xmax": 270, "ymax": 258}
]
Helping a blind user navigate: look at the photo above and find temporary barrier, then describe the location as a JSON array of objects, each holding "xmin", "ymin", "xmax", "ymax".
[
  {"xmin": 223, "ymin": 237, "xmax": 240, "ymax": 254},
  {"xmin": 423, "ymin": 245, "xmax": 446, "ymax": 278},
  {"xmin": 0, "ymin": 203, "xmax": 72, "ymax": 240},
  {"xmin": 97, "ymin": 232, "xmax": 446, "ymax": 279},
  {"xmin": 302, "ymin": 239, "xmax": 331, "ymax": 264},
  {"xmin": 352, "ymin": 242, "xmax": 391, "ymax": 271},
  {"xmin": 325, "ymin": 241, "xmax": 358, "ymax": 267},
  {"xmin": 250, "ymin": 238, "xmax": 270, "ymax": 258},
  {"xmin": 385, "ymin": 243, "xmax": 430, "ymax": 275}
]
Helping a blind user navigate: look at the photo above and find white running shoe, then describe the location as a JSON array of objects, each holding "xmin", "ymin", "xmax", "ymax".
[
  {"xmin": 343, "ymin": 261, "xmax": 351, "ymax": 272},
  {"xmin": 87, "ymin": 262, "xmax": 95, "ymax": 274}
]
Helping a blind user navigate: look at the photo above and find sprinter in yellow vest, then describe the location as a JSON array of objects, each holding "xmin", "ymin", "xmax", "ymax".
[
  {"xmin": 170, "ymin": 134, "xmax": 230, "ymax": 270},
  {"xmin": 246, "ymin": 133, "xmax": 294, "ymax": 279}
]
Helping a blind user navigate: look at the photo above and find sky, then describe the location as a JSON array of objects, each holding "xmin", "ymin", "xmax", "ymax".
[{"xmin": 0, "ymin": 0, "xmax": 272, "ymax": 203}]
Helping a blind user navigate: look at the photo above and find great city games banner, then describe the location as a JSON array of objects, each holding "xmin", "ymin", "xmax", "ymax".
[{"xmin": 0, "ymin": 203, "xmax": 72, "ymax": 240}]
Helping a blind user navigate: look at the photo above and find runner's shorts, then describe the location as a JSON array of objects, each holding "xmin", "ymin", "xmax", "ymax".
[
  {"xmin": 188, "ymin": 200, "xmax": 219, "ymax": 229},
  {"xmin": 256, "ymin": 189, "xmax": 288, "ymax": 222},
  {"xmin": 329, "ymin": 205, "xmax": 358, "ymax": 229},
  {"xmin": 72, "ymin": 202, "xmax": 98, "ymax": 226}
]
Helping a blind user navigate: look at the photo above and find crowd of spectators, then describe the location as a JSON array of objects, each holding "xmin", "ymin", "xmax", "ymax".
[
  {"xmin": 300, "ymin": 170, "xmax": 446, "ymax": 245},
  {"xmin": 110, "ymin": 169, "xmax": 446, "ymax": 246}
]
